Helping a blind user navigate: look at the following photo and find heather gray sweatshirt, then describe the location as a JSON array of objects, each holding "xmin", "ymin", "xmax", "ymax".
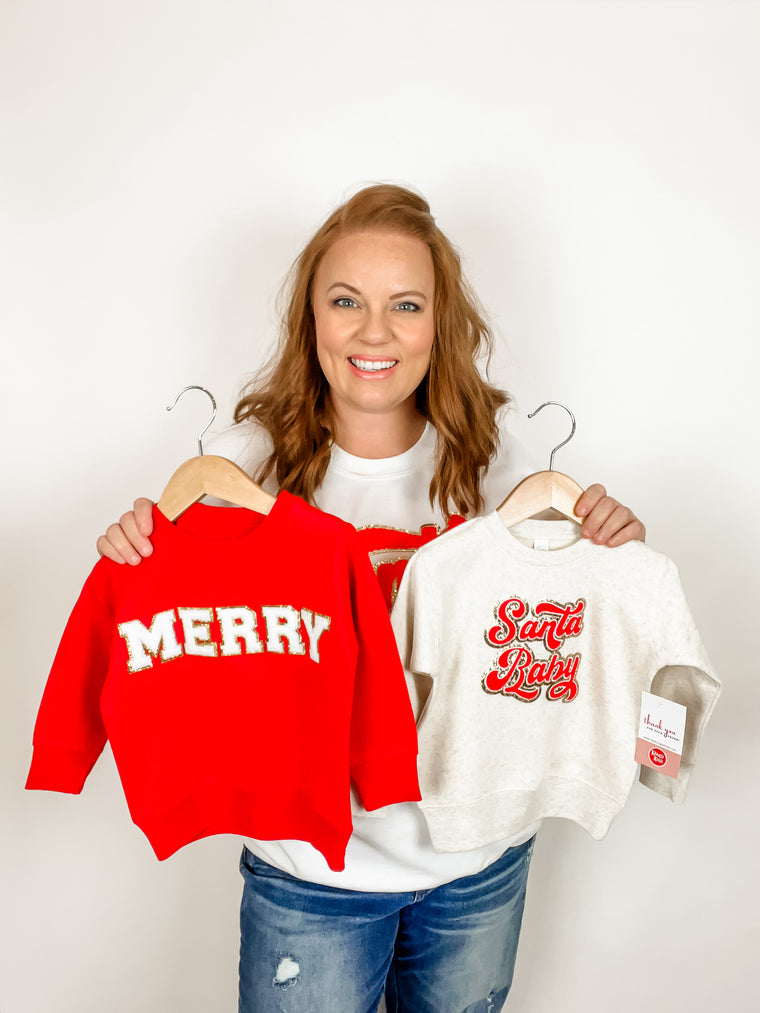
[{"xmin": 391, "ymin": 514, "xmax": 720, "ymax": 852}]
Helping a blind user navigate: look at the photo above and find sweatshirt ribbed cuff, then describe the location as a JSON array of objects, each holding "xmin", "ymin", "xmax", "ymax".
[
  {"xmin": 25, "ymin": 746, "xmax": 99, "ymax": 793},
  {"xmin": 352, "ymin": 753, "xmax": 421, "ymax": 811}
]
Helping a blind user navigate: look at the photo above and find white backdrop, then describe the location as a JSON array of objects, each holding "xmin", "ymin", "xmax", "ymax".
[{"xmin": 2, "ymin": 2, "xmax": 758, "ymax": 1010}]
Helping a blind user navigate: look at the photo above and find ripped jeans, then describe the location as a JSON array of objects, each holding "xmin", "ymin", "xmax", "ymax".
[{"xmin": 238, "ymin": 836, "xmax": 534, "ymax": 1013}]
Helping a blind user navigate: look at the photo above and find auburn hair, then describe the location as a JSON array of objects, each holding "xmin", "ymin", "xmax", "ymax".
[{"xmin": 233, "ymin": 184, "xmax": 509, "ymax": 518}]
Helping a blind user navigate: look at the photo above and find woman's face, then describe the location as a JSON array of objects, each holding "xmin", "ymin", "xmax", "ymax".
[{"xmin": 312, "ymin": 230, "xmax": 435, "ymax": 431}]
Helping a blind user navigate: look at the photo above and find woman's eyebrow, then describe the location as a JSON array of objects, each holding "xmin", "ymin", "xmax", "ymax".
[
  {"xmin": 327, "ymin": 282, "xmax": 361, "ymax": 294},
  {"xmin": 326, "ymin": 283, "xmax": 428, "ymax": 301}
]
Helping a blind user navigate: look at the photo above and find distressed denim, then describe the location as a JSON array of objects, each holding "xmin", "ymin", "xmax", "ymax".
[{"xmin": 238, "ymin": 836, "xmax": 534, "ymax": 1013}]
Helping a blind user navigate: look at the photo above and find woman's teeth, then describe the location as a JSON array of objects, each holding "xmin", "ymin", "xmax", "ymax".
[{"xmin": 350, "ymin": 358, "xmax": 397, "ymax": 371}]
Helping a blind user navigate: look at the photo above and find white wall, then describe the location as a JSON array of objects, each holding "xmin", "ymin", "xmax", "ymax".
[{"xmin": 2, "ymin": 2, "xmax": 757, "ymax": 1010}]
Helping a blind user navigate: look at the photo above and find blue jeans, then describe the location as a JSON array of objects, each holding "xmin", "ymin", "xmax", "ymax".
[{"xmin": 238, "ymin": 836, "xmax": 535, "ymax": 1013}]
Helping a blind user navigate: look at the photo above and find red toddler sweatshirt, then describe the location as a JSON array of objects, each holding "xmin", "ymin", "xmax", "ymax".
[{"xmin": 26, "ymin": 492, "xmax": 421, "ymax": 871}]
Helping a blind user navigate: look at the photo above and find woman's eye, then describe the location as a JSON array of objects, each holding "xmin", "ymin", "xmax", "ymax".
[
  {"xmin": 334, "ymin": 297, "xmax": 357, "ymax": 308},
  {"xmin": 395, "ymin": 301, "xmax": 420, "ymax": 312}
]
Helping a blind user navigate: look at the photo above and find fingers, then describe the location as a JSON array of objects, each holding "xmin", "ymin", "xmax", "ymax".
[
  {"xmin": 603, "ymin": 518, "xmax": 647, "ymax": 548},
  {"xmin": 575, "ymin": 484, "xmax": 646, "ymax": 546},
  {"xmin": 574, "ymin": 483, "xmax": 607, "ymax": 519},
  {"xmin": 133, "ymin": 498, "xmax": 155, "ymax": 537},
  {"xmin": 95, "ymin": 498, "xmax": 155, "ymax": 565}
]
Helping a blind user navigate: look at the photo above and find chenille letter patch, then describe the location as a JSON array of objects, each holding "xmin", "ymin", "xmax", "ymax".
[{"xmin": 482, "ymin": 597, "xmax": 585, "ymax": 702}]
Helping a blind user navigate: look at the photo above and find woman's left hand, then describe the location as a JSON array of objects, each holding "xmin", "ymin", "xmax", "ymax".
[{"xmin": 575, "ymin": 484, "xmax": 646, "ymax": 547}]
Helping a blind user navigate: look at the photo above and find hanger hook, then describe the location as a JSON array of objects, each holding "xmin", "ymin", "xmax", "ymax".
[
  {"xmin": 165, "ymin": 385, "xmax": 217, "ymax": 456},
  {"xmin": 527, "ymin": 401, "xmax": 576, "ymax": 472}
]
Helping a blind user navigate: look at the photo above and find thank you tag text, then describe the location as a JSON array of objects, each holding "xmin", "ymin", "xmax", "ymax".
[{"xmin": 635, "ymin": 691, "xmax": 687, "ymax": 778}]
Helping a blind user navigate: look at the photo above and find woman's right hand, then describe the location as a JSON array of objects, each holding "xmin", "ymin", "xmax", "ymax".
[{"xmin": 96, "ymin": 498, "xmax": 155, "ymax": 564}]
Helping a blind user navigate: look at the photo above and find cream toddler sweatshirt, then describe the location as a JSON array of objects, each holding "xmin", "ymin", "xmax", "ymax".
[{"xmin": 391, "ymin": 514, "xmax": 721, "ymax": 852}]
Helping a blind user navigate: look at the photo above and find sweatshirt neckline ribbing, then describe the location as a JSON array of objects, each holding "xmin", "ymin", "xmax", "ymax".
[
  {"xmin": 484, "ymin": 513, "xmax": 597, "ymax": 566},
  {"xmin": 153, "ymin": 490, "xmax": 293, "ymax": 547}
]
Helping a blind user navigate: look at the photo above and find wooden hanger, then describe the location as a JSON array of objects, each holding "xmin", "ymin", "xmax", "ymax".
[
  {"xmin": 156, "ymin": 386, "xmax": 276, "ymax": 522},
  {"xmin": 157, "ymin": 454, "xmax": 276, "ymax": 521},
  {"xmin": 497, "ymin": 402, "xmax": 585, "ymax": 527}
]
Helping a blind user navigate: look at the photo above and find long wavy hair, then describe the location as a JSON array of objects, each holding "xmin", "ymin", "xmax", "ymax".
[{"xmin": 234, "ymin": 184, "xmax": 509, "ymax": 518}]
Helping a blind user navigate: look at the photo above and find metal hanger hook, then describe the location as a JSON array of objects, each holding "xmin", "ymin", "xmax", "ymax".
[
  {"xmin": 527, "ymin": 401, "xmax": 576, "ymax": 472},
  {"xmin": 165, "ymin": 385, "xmax": 217, "ymax": 457}
]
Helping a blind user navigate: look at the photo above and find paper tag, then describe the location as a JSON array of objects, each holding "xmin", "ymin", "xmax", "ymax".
[{"xmin": 635, "ymin": 692, "xmax": 686, "ymax": 778}]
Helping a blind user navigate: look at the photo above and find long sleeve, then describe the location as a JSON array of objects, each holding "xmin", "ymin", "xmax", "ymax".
[
  {"xmin": 346, "ymin": 533, "xmax": 421, "ymax": 812},
  {"xmin": 639, "ymin": 558, "xmax": 721, "ymax": 802},
  {"xmin": 26, "ymin": 563, "xmax": 114, "ymax": 793}
]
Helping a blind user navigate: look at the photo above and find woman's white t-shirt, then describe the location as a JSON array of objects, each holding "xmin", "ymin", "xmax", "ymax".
[{"xmin": 206, "ymin": 420, "xmax": 540, "ymax": 892}]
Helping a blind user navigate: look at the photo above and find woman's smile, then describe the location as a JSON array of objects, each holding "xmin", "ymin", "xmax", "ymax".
[{"xmin": 348, "ymin": 356, "xmax": 399, "ymax": 374}]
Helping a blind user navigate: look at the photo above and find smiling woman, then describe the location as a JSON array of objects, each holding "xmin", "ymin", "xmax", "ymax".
[{"xmin": 95, "ymin": 183, "xmax": 646, "ymax": 1012}]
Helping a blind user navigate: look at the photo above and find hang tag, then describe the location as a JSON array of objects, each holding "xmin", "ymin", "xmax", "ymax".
[{"xmin": 635, "ymin": 692, "xmax": 686, "ymax": 778}]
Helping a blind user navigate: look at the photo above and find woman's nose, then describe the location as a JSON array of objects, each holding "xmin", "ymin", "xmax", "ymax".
[{"xmin": 359, "ymin": 309, "xmax": 392, "ymax": 344}]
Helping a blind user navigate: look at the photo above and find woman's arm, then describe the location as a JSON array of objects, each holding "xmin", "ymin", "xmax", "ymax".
[
  {"xmin": 575, "ymin": 484, "xmax": 646, "ymax": 546},
  {"xmin": 96, "ymin": 498, "xmax": 155, "ymax": 564}
]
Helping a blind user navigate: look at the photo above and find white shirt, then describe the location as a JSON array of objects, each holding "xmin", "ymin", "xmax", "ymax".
[{"xmin": 206, "ymin": 419, "xmax": 541, "ymax": 891}]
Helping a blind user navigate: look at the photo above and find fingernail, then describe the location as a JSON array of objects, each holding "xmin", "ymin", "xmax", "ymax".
[{"xmin": 139, "ymin": 545, "xmax": 153, "ymax": 557}]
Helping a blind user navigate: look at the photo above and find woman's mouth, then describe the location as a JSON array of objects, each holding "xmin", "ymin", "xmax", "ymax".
[{"xmin": 349, "ymin": 357, "xmax": 398, "ymax": 372}]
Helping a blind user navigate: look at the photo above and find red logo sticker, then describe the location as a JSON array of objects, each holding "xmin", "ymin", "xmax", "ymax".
[{"xmin": 649, "ymin": 748, "xmax": 667, "ymax": 767}]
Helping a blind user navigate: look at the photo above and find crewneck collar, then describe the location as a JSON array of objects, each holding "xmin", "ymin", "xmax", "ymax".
[
  {"xmin": 328, "ymin": 422, "xmax": 436, "ymax": 478},
  {"xmin": 484, "ymin": 512, "xmax": 597, "ymax": 566},
  {"xmin": 153, "ymin": 491, "xmax": 293, "ymax": 546}
]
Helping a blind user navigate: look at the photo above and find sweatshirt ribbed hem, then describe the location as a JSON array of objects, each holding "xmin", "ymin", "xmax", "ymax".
[
  {"xmin": 420, "ymin": 777, "xmax": 626, "ymax": 852},
  {"xmin": 133, "ymin": 782, "xmax": 354, "ymax": 872}
]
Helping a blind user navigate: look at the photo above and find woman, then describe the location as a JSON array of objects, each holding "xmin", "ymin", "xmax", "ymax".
[{"xmin": 98, "ymin": 184, "xmax": 644, "ymax": 1013}]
